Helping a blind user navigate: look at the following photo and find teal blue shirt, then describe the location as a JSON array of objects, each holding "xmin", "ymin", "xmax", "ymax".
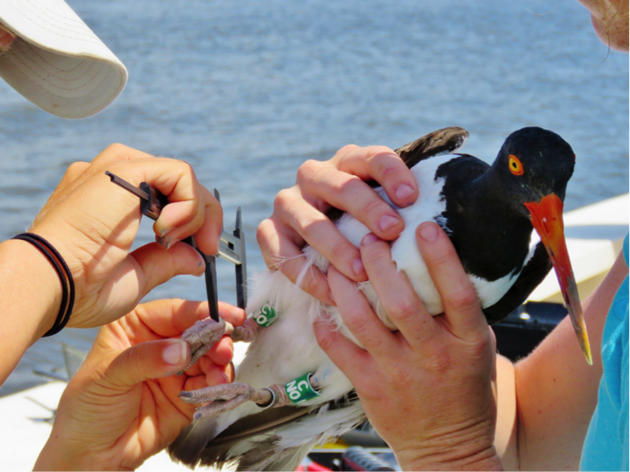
[{"xmin": 580, "ymin": 233, "xmax": 629, "ymax": 471}]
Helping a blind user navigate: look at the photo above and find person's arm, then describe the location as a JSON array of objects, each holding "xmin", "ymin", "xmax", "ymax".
[
  {"xmin": 0, "ymin": 240, "xmax": 64, "ymax": 384},
  {"xmin": 34, "ymin": 299, "xmax": 245, "ymax": 471},
  {"xmin": 496, "ymin": 250, "xmax": 628, "ymax": 470},
  {"xmin": 0, "ymin": 144, "xmax": 222, "ymax": 385},
  {"xmin": 257, "ymin": 144, "xmax": 418, "ymax": 304}
]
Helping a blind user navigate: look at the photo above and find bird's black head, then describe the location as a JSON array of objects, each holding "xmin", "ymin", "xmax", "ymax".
[
  {"xmin": 490, "ymin": 127, "xmax": 592, "ymax": 364},
  {"xmin": 492, "ymin": 127, "xmax": 575, "ymax": 216}
]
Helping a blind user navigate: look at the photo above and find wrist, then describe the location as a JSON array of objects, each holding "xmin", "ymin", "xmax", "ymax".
[
  {"xmin": 0, "ymin": 239, "xmax": 61, "ymax": 340},
  {"xmin": 394, "ymin": 422, "xmax": 503, "ymax": 471},
  {"xmin": 34, "ymin": 438, "xmax": 75, "ymax": 471},
  {"xmin": 35, "ymin": 422, "xmax": 127, "ymax": 471},
  {"xmin": 397, "ymin": 446, "xmax": 503, "ymax": 471}
]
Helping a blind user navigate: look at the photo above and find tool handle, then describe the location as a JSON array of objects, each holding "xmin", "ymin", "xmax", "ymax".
[{"xmin": 139, "ymin": 182, "xmax": 170, "ymax": 220}]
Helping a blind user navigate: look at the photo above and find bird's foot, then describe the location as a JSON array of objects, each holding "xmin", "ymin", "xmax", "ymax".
[
  {"xmin": 178, "ymin": 318, "xmax": 234, "ymax": 374},
  {"xmin": 178, "ymin": 317, "xmax": 260, "ymax": 375},
  {"xmin": 179, "ymin": 382, "xmax": 281, "ymax": 420}
]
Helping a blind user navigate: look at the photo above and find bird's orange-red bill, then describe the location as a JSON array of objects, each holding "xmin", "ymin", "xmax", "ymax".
[{"xmin": 525, "ymin": 193, "xmax": 593, "ymax": 365}]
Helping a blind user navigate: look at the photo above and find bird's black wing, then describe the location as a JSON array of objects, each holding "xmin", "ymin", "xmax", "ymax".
[
  {"xmin": 394, "ymin": 126, "xmax": 469, "ymax": 170},
  {"xmin": 482, "ymin": 242, "xmax": 553, "ymax": 324}
]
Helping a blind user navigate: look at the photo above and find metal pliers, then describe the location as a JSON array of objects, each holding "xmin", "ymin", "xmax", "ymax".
[{"xmin": 105, "ymin": 171, "xmax": 247, "ymax": 322}]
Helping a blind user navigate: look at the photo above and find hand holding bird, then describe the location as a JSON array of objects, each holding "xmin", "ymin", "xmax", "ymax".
[{"xmin": 315, "ymin": 226, "xmax": 501, "ymax": 471}]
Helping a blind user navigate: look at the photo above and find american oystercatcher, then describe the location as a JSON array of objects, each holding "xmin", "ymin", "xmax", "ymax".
[{"xmin": 168, "ymin": 126, "xmax": 590, "ymax": 471}]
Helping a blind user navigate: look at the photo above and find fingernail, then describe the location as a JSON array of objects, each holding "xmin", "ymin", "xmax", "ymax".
[
  {"xmin": 352, "ymin": 258, "xmax": 364, "ymax": 276},
  {"xmin": 395, "ymin": 184, "xmax": 414, "ymax": 201},
  {"xmin": 195, "ymin": 251, "xmax": 206, "ymax": 274},
  {"xmin": 418, "ymin": 222, "xmax": 439, "ymax": 242},
  {"xmin": 163, "ymin": 340, "xmax": 188, "ymax": 365},
  {"xmin": 220, "ymin": 372, "xmax": 230, "ymax": 384},
  {"xmin": 361, "ymin": 233, "xmax": 379, "ymax": 246},
  {"xmin": 165, "ymin": 238, "xmax": 181, "ymax": 251},
  {"xmin": 379, "ymin": 214, "xmax": 399, "ymax": 232},
  {"xmin": 156, "ymin": 225, "xmax": 175, "ymax": 240}
]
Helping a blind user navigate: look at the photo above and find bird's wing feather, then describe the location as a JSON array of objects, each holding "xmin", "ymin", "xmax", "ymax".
[
  {"xmin": 482, "ymin": 242, "xmax": 552, "ymax": 324},
  {"xmin": 394, "ymin": 126, "xmax": 469, "ymax": 169},
  {"xmin": 169, "ymin": 392, "xmax": 363, "ymax": 471},
  {"xmin": 168, "ymin": 405, "xmax": 312, "ymax": 469}
]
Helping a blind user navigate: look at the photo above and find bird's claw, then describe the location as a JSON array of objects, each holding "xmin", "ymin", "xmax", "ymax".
[
  {"xmin": 178, "ymin": 318, "xmax": 235, "ymax": 375},
  {"xmin": 179, "ymin": 382, "xmax": 278, "ymax": 420}
]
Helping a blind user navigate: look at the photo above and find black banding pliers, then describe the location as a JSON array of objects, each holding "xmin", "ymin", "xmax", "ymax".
[{"xmin": 105, "ymin": 171, "xmax": 247, "ymax": 322}]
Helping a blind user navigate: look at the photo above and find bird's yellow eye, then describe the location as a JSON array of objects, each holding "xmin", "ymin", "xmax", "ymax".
[{"xmin": 508, "ymin": 155, "xmax": 524, "ymax": 176}]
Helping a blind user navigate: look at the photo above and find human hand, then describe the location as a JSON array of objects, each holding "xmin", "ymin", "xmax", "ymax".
[
  {"xmin": 28, "ymin": 144, "xmax": 222, "ymax": 329},
  {"xmin": 34, "ymin": 298, "xmax": 246, "ymax": 471},
  {"xmin": 257, "ymin": 145, "xmax": 418, "ymax": 304},
  {"xmin": 315, "ymin": 222, "xmax": 502, "ymax": 471}
]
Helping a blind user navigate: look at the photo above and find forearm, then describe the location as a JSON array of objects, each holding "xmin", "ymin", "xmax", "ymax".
[
  {"xmin": 512, "ymin": 252, "xmax": 627, "ymax": 470},
  {"xmin": 0, "ymin": 239, "xmax": 60, "ymax": 385}
]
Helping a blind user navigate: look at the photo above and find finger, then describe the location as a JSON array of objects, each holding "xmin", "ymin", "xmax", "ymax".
[
  {"xmin": 297, "ymin": 159, "xmax": 405, "ymax": 241},
  {"xmin": 332, "ymin": 145, "xmax": 418, "ymax": 208},
  {"xmin": 359, "ymin": 233, "xmax": 439, "ymax": 347},
  {"xmin": 204, "ymin": 336, "xmax": 234, "ymax": 367},
  {"xmin": 199, "ymin": 356, "xmax": 231, "ymax": 385},
  {"xmin": 183, "ymin": 375, "xmax": 210, "ymax": 393},
  {"xmin": 416, "ymin": 222, "xmax": 485, "ymax": 340},
  {"xmin": 106, "ymin": 156, "xmax": 207, "ymax": 231},
  {"xmin": 273, "ymin": 189, "xmax": 367, "ymax": 282},
  {"xmin": 313, "ymin": 317, "xmax": 371, "ymax": 388},
  {"xmin": 130, "ymin": 299, "xmax": 210, "ymax": 338},
  {"xmin": 257, "ymin": 218, "xmax": 334, "ymax": 305},
  {"xmin": 328, "ymin": 266, "xmax": 398, "ymax": 359},
  {"xmin": 154, "ymin": 185, "xmax": 223, "ymax": 256},
  {"xmin": 218, "ymin": 301, "xmax": 247, "ymax": 326},
  {"xmin": 125, "ymin": 299, "xmax": 207, "ymax": 340},
  {"xmin": 107, "ymin": 339, "xmax": 190, "ymax": 387},
  {"xmin": 193, "ymin": 188, "xmax": 224, "ymax": 255}
]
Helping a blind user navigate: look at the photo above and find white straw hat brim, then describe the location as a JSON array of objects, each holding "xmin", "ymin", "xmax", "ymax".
[{"xmin": 0, "ymin": 0, "xmax": 127, "ymax": 119}]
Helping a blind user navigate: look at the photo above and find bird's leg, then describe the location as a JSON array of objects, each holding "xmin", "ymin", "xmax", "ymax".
[
  {"xmin": 230, "ymin": 317, "xmax": 260, "ymax": 343},
  {"xmin": 179, "ymin": 374, "xmax": 322, "ymax": 421},
  {"xmin": 178, "ymin": 318, "xmax": 260, "ymax": 375},
  {"xmin": 178, "ymin": 301, "xmax": 278, "ymax": 373}
]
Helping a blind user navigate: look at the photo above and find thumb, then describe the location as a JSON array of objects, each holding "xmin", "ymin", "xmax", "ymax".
[
  {"xmin": 107, "ymin": 339, "xmax": 190, "ymax": 387},
  {"xmin": 126, "ymin": 241, "xmax": 206, "ymax": 299}
]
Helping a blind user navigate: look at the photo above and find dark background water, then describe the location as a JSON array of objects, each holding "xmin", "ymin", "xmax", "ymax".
[{"xmin": 1, "ymin": 0, "xmax": 628, "ymax": 395}]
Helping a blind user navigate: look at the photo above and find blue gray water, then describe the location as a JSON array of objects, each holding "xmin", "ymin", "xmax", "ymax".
[{"xmin": 1, "ymin": 0, "xmax": 628, "ymax": 395}]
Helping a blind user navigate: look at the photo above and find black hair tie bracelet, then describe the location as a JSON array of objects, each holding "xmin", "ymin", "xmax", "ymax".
[{"xmin": 12, "ymin": 233, "xmax": 75, "ymax": 337}]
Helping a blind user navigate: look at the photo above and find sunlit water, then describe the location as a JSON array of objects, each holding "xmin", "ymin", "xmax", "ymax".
[{"xmin": 1, "ymin": 0, "xmax": 627, "ymax": 395}]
